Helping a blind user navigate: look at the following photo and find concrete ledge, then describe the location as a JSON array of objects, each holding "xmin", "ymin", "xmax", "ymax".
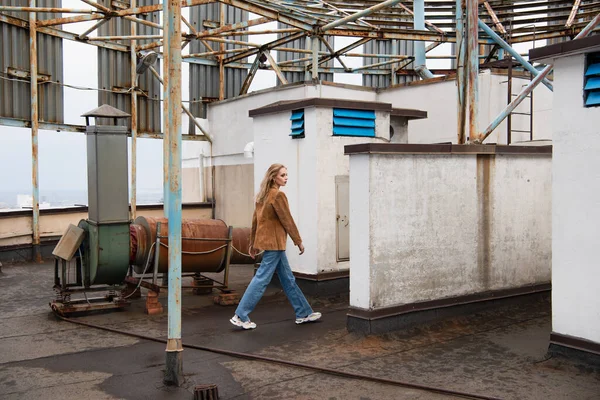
[
  {"xmin": 347, "ymin": 283, "xmax": 551, "ymax": 335},
  {"xmin": 548, "ymin": 333, "xmax": 600, "ymax": 366},
  {"xmin": 263, "ymin": 268, "xmax": 350, "ymax": 298}
]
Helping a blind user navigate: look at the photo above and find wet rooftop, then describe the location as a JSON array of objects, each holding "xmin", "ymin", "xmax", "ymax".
[{"xmin": 0, "ymin": 261, "xmax": 599, "ymax": 400}]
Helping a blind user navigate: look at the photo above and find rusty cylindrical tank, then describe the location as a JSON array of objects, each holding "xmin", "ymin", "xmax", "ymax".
[{"xmin": 130, "ymin": 217, "xmax": 230, "ymax": 274}]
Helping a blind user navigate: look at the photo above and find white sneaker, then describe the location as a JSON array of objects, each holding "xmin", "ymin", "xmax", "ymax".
[
  {"xmin": 295, "ymin": 312, "xmax": 322, "ymax": 325},
  {"xmin": 230, "ymin": 315, "xmax": 257, "ymax": 330}
]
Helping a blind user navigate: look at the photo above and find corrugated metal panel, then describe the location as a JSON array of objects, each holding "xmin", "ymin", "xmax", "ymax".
[
  {"xmin": 189, "ymin": 3, "xmax": 247, "ymax": 126},
  {"xmin": 363, "ymin": 38, "xmax": 416, "ymax": 88},
  {"xmin": 276, "ymin": 24, "xmax": 333, "ymax": 84},
  {"xmin": 0, "ymin": 0, "xmax": 64, "ymax": 123},
  {"xmin": 97, "ymin": 0, "xmax": 161, "ymax": 132}
]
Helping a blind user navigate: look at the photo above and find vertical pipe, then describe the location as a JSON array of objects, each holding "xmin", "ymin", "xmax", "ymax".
[
  {"xmin": 163, "ymin": 0, "xmax": 183, "ymax": 387},
  {"xmin": 219, "ymin": 3, "xmax": 225, "ymax": 100},
  {"xmin": 162, "ymin": 2, "xmax": 170, "ymax": 218},
  {"xmin": 466, "ymin": 0, "xmax": 479, "ymax": 142},
  {"xmin": 530, "ymin": 73, "xmax": 534, "ymax": 141},
  {"xmin": 304, "ymin": 36, "xmax": 312, "ymax": 81},
  {"xmin": 130, "ymin": 0, "xmax": 138, "ymax": 220},
  {"xmin": 507, "ymin": 55, "xmax": 512, "ymax": 144},
  {"xmin": 153, "ymin": 221, "xmax": 162, "ymax": 285},
  {"xmin": 414, "ymin": 0, "xmax": 434, "ymax": 79},
  {"xmin": 456, "ymin": 0, "xmax": 466, "ymax": 144},
  {"xmin": 391, "ymin": 40, "xmax": 398, "ymax": 86},
  {"xmin": 311, "ymin": 35, "xmax": 319, "ymax": 80},
  {"xmin": 29, "ymin": 0, "xmax": 41, "ymax": 263}
]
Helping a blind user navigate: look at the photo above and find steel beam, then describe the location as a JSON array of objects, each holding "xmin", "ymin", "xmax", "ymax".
[
  {"xmin": 240, "ymin": 53, "xmax": 261, "ymax": 95},
  {"xmin": 311, "ymin": 35, "xmax": 319, "ymax": 80},
  {"xmin": 163, "ymin": 0, "xmax": 184, "ymax": 386},
  {"xmin": 29, "ymin": 0, "xmax": 41, "ymax": 263},
  {"xmin": 414, "ymin": 0, "xmax": 434, "ymax": 79},
  {"xmin": 264, "ymin": 51, "xmax": 289, "ymax": 85},
  {"xmin": 478, "ymin": 20, "xmax": 553, "ymax": 91},
  {"xmin": 321, "ymin": 0, "xmax": 408, "ymax": 31},
  {"xmin": 467, "ymin": 0, "xmax": 478, "ymax": 142},
  {"xmin": 130, "ymin": 0, "xmax": 138, "ymax": 221}
]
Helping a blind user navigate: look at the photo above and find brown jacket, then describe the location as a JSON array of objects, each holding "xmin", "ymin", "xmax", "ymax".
[{"xmin": 250, "ymin": 188, "xmax": 302, "ymax": 251}]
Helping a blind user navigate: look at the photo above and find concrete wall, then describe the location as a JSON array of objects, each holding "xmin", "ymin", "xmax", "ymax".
[
  {"xmin": 377, "ymin": 71, "xmax": 553, "ymax": 144},
  {"xmin": 349, "ymin": 150, "xmax": 552, "ymax": 311},
  {"xmin": 0, "ymin": 206, "xmax": 212, "ymax": 248},
  {"xmin": 552, "ymin": 54, "xmax": 600, "ymax": 345}
]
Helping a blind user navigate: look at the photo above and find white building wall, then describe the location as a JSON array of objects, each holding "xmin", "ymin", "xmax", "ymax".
[
  {"xmin": 315, "ymin": 109, "xmax": 390, "ymax": 274},
  {"xmin": 252, "ymin": 109, "xmax": 319, "ymax": 275},
  {"xmin": 376, "ymin": 71, "xmax": 553, "ymax": 144},
  {"xmin": 552, "ymin": 54, "xmax": 600, "ymax": 344},
  {"xmin": 349, "ymin": 152, "xmax": 551, "ymax": 310},
  {"xmin": 252, "ymin": 103, "xmax": 392, "ymax": 275}
]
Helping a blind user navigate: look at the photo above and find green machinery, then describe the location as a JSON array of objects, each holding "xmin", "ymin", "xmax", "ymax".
[{"xmin": 51, "ymin": 105, "xmax": 132, "ymax": 315}]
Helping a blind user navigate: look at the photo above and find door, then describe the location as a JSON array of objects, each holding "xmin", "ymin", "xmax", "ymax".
[{"xmin": 335, "ymin": 175, "xmax": 350, "ymax": 261}]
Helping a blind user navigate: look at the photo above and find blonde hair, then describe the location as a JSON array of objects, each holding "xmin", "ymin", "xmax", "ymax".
[{"xmin": 256, "ymin": 163, "xmax": 285, "ymax": 203}]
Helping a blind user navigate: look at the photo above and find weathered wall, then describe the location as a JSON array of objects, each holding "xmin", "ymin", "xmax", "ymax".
[
  {"xmin": 377, "ymin": 71, "xmax": 553, "ymax": 144},
  {"xmin": 349, "ymin": 150, "xmax": 552, "ymax": 311},
  {"xmin": 552, "ymin": 54, "xmax": 600, "ymax": 345},
  {"xmin": 0, "ymin": 206, "xmax": 212, "ymax": 248},
  {"xmin": 214, "ymin": 164, "xmax": 254, "ymax": 228}
]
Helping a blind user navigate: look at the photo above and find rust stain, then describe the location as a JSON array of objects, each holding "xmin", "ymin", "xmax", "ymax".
[{"xmin": 476, "ymin": 155, "xmax": 492, "ymax": 290}]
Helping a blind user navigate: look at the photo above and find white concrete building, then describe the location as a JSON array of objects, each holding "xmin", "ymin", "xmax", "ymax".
[{"xmin": 530, "ymin": 35, "xmax": 600, "ymax": 361}]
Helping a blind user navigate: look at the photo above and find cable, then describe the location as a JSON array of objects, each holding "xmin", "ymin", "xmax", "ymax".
[
  {"xmin": 158, "ymin": 241, "xmax": 228, "ymax": 255},
  {"xmin": 50, "ymin": 309, "xmax": 502, "ymax": 400},
  {"xmin": 123, "ymin": 242, "xmax": 155, "ymax": 299}
]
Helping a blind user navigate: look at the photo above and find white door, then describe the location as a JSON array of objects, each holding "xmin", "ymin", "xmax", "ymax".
[{"xmin": 335, "ymin": 175, "xmax": 350, "ymax": 261}]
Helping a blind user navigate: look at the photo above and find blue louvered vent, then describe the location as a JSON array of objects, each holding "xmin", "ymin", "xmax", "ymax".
[
  {"xmin": 584, "ymin": 53, "xmax": 600, "ymax": 107},
  {"xmin": 333, "ymin": 108, "xmax": 376, "ymax": 137},
  {"xmin": 290, "ymin": 109, "xmax": 305, "ymax": 138}
]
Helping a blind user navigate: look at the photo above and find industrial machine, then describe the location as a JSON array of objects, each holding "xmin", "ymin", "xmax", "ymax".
[{"xmin": 50, "ymin": 105, "xmax": 254, "ymax": 316}]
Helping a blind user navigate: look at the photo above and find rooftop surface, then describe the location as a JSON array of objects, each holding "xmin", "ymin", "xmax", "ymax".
[{"xmin": 0, "ymin": 261, "xmax": 599, "ymax": 400}]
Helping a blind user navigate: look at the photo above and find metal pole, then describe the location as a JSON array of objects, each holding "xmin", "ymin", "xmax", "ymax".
[
  {"xmin": 163, "ymin": 4, "xmax": 170, "ymax": 217},
  {"xmin": 130, "ymin": 0, "xmax": 138, "ymax": 221},
  {"xmin": 163, "ymin": 0, "xmax": 183, "ymax": 386},
  {"xmin": 219, "ymin": 3, "xmax": 225, "ymax": 100},
  {"xmin": 507, "ymin": 54, "xmax": 512, "ymax": 145},
  {"xmin": 311, "ymin": 35, "xmax": 319, "ymax": 80},
  {"xmin": 467, "ymin": 0, "xmax": 478, "ymax": 142},
  {"xmin": 29, "ymin": 0, "xmax": 41, "ymax": 263},
  {"xmin": 478, "ymin": 20, "xmax": 553, "ymax": 92},
  {"xmin": 456, "ymin": 0, "xmax": 466, "ymax": 144},
  {"xmin": 414, "ymin": 0, "xmax": 434, "ymax": 79}
]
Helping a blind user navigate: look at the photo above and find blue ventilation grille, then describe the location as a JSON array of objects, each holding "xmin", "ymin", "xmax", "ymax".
[
  {"xmin": 332, "ymin": 108, "xmax": 376, "ymax": 137},
  {"xmin": 584, "ymin": 55, "xmax": 600, "ymax": 107},
  {"xmin": 290, "ymin": 109, "xmax": 305, "ymax": 138}
]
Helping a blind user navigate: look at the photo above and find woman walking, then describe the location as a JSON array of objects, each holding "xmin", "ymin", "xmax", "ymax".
[{"xmin": 230, "ymin": 163, "xmax": 321, "ymax": 330}]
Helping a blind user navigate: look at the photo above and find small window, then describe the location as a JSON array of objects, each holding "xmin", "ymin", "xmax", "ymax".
[
  {"xmin": 584, "ymin": 52, "xmax": 600, "ymax": 107},
  {"xmin": 290, "ymin": 109, "xmax": 305, "ymax": 138},
  {"xmin": 333, "ymin": 108, "xmax": 375, "ymax": 137}
]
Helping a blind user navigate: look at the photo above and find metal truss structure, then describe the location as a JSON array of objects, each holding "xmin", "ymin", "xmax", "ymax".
[{"xmin": 1, "ymin": 0, "xmax": 600, "ymax": 384}]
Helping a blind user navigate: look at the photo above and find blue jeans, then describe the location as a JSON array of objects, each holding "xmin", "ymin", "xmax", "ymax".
[{"xmin": 235, "ymin": 250, "xmax": 313, "ymax": 322}]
